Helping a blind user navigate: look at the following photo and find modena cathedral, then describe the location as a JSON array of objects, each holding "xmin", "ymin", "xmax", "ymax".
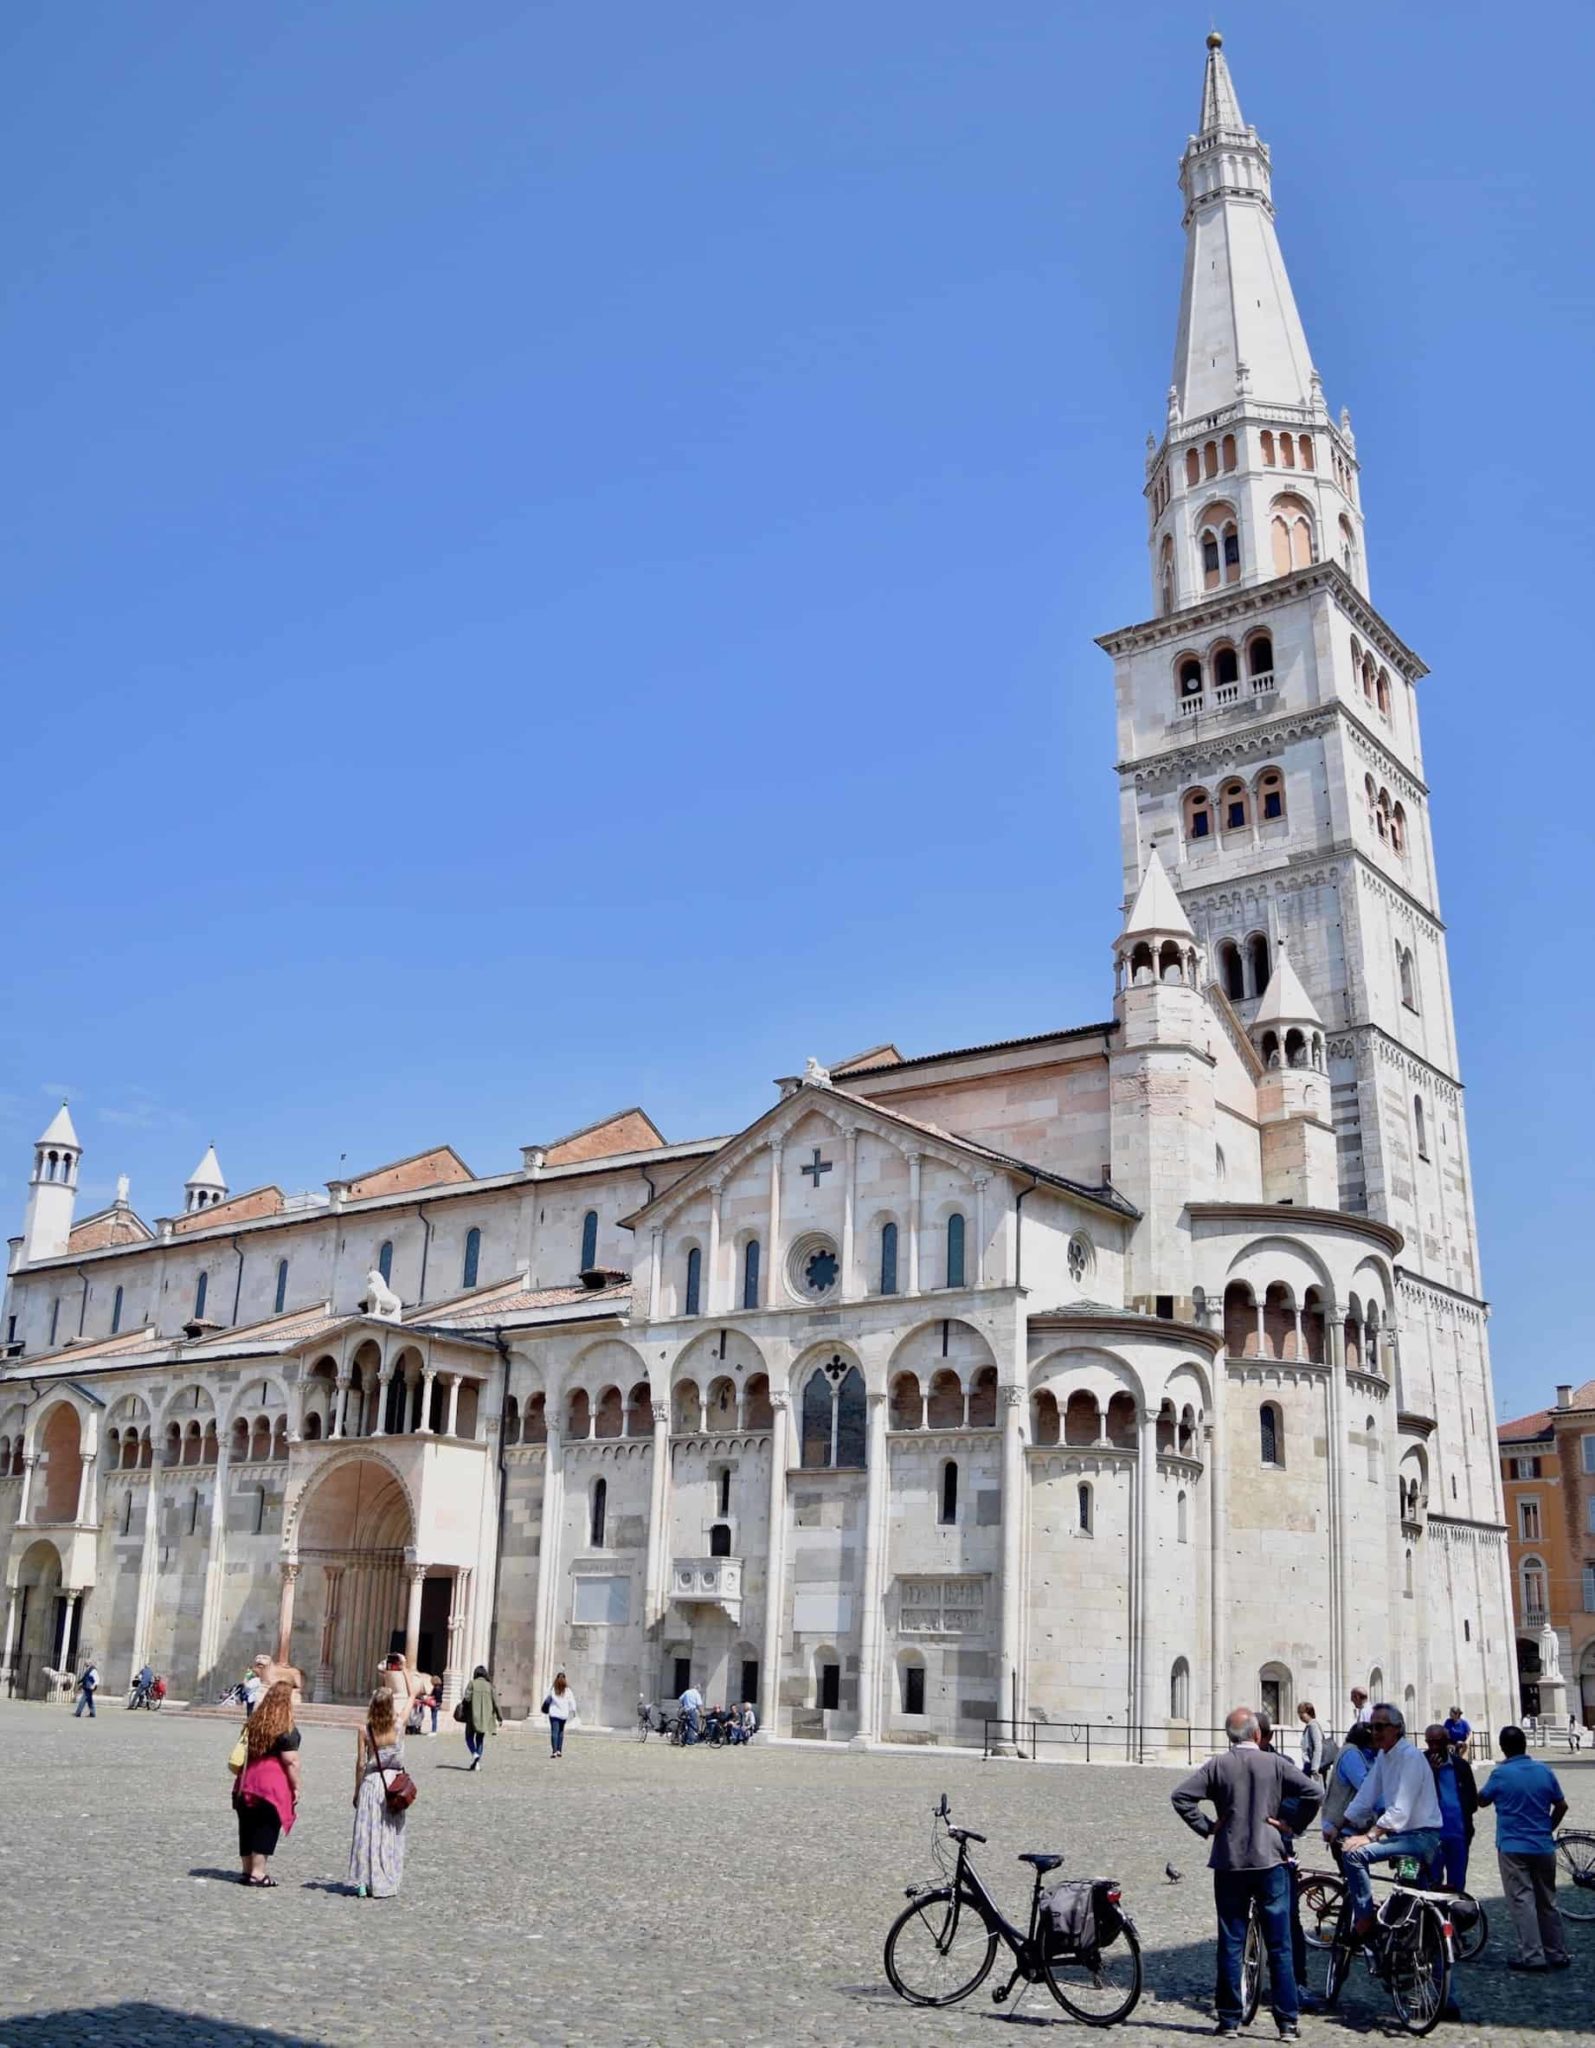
[{"xmin": 0, "ymin": 39, "xmax": 1514, "ymax": 1744}]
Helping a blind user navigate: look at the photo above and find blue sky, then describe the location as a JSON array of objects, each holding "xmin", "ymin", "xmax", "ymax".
[{"xmin": 1, "ymin": 1, "xmax": 1588, "ymax": 1419}]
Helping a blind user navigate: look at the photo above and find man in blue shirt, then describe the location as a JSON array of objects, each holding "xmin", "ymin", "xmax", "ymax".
[
  {"xmin": 1478, "ymin": 1725, "xmax": 1570, "ymax": 1971},
  {"xmin": 1443, "ymin": 1706, "xmax": 1471, "ymax": 1757}
]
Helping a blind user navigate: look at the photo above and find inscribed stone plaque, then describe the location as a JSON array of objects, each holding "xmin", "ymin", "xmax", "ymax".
[
  {"xmin": 793, "ymin": 1590, "xmax": 852, "ymax": 1635},
  {"xmin": 572, "ymin": 1573, "xmax": 630, "ymax": 1626}
]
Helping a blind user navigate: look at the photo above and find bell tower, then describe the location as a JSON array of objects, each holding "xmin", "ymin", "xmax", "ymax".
[
  {"xmin": 22, "ymin": 1101, "xmax": 81, "ymax": 1264},
  {"xmin": 1097, "ymin": 32, "xmax": 1510, "ymax": 1620}
]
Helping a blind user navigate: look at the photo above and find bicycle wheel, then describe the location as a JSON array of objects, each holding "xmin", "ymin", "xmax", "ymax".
[
  {"xmin": 883, "ymin": 1890, "xmax": 998, "ymax": 2008},
  {"xmin": 633, "ymin": 1720, "xmax": 649, "ymax": 1743},
  {"xmin": 1300, "ymin": 1872, "xmax": 1345, "ymax": 1949},
  {"xmin": 1388, "ymin": 1906, "xmax": 1449, "ymax": 2036},
  {"xmin": 1239, "ymin": 1907, "xmax": 1264, "ymax": 2025},
  {"xmin": 1449, "ymin": 1892, "xmax": 1487, "ymax": 1961},
  {"xmin": 1322, "ymin": 1933, "xmax": 1352, "ymax": 2009},
  {"xmin": 1043, "ymin": 1923, "xmax": 1142, "ymax": 2027},
  {"xmin": 1555, "ymin": 1831, "xmax": 1595, "ymax": 1921}
]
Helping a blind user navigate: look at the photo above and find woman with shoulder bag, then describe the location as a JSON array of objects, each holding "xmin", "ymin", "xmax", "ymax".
[
  {"xmin": 463, "ymin": 1664, "xmax": 502, "ymax": 1771},
  {"xmin": 232, "ymin": 1681, "xmax": 302, "ymax": 1888},
  {"xmin": 348, "ymin": 1686, "xmax": 413, "ymax": 1898},
  {"xmin": 543, "ymin": 1671, "xmax": 578, "ymax": 1760}
]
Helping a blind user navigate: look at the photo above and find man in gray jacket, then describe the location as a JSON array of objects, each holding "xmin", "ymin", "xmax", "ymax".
[{"xmin": 1172, "ymin": 1706, "xmax": 1323, "ymax": 2039}]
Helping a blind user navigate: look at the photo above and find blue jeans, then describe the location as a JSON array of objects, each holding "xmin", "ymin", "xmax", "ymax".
[
  {"xmin": 1214, "ymin": 1866, "xmax": 1297, "ymax": 2025},
  {"xmin": 1343, "ymin": 1829, "xmax": 1442, "ymax": 1924},
  {"xmin": 1423, "ymin": 1833, "xmax": 1469, "ymax": 1893},
  {"xmin": 549, "ymin": 1715, "xmax": 566, "ymax": 1755},
  {"xmin": 683, "ymin": 1708, "xmax": 700, "ymax": 1745},
  {"xmin": 465, "ymin": 1728, "xmax": 484, "ymax": 1759},
  {"xmin": 74, "ymin": 1693, "xmax": 95, "ymax": 1718}
]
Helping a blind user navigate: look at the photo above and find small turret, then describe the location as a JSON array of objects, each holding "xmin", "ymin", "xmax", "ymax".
[
  {"xmin": 184, "ymin": 1143, "xmax": 228, "ymax": 1215},
  {"xmin": 1115, "ymin": 849, "xmax": 1201, "ymax": 1024},
  {"xmin": 1251, "ymin": 947, "xmax": 1336, "ymax": 1204},
  {"xmin": 22, "ymin": 1101, "xmax": 81, "ymax": 1262}
]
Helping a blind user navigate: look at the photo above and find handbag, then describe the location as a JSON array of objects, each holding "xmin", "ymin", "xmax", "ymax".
[
  {"xmin": 452, "ymin": 1698, "xmax": 468, "ymax": 1724},
  {"xmin": 367, "ymin": 1723, "xmax": 417, "ymax": 1815},
  {"xmin": 228, "ymin": 1732, "xmax": 248, "ymax": 1775}
]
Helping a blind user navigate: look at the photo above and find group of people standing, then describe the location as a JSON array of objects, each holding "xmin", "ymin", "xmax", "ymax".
[{"xmin": 1173, "ymin": 1694, "xmax": 1577, "ymax": 2037}]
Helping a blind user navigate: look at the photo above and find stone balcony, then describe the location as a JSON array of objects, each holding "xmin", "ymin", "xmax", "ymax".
[
  {"xmin": 1174, "ymin": 671, "xmax": 1276, "ymax": 721},
  {"xmin": 669, "ymin": 1556, "xmax": 743, "ymax": 1622}
]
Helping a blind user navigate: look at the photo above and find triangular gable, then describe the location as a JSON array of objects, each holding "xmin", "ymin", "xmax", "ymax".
[
  {"xmin": 830, "ymin": 1043, "xmax": 904, "ymax": 1075},
  {"xmin": 67, "ymin": 1207, "xmax": 155, "ymax": 1252},
  {"xmin": 340, "ymin": 1147, "xmax": 474, "ymax": 1200},
  {"xmin": 542, "ymin": 1108, "xmax": 665, "ymax": 1166}
]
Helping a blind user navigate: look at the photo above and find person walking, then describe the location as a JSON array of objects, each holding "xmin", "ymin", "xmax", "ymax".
[
  {"xmin": 1336, "ymin": 1704, "xmax": 1443, "ymax": 1943},
  {"xmin": 462, "ymin": 1663, "xmax": 501, "ymax": 1771},
  {"xmin": 1296, "ymin": 1702, "xmax": 1325, "ymax": 1778},
  {"xmin": 1478, "ymin": 1725, "xmax": 1571, "ymax": 1972},
  {"xmin": 73, "ymin": 1658, "xmax": 99, "ymax": 1718},
  {"xmin": 1347, "ymin": 1686, "xmax": 1372, "ymax": 1735},
  {"xmin": 232, "ymin": 1680, "xmax": 301, "ymax": 1887},
  {"xmin": 422, "ymin": 1673, "xmax": 441, "ymax": 1737},
  {"xmin": 348, "ymin": 1687, "xmax": 408, "ymax": 1898},
  {"xmin": 1172, "ymin": 1705, "xmax": 1322, "ymax": 2040},
  {"xmin": 1568, "ymin": 1715, "xmax": 1584, "ymax": 1754},
  {"xmin": 542, "ymin": 1671, "xmax": 577, "ymax": 1759},
  {"xmin": 1421, "ymin": 1722, "xmax": 1478, "ymax": 1893}
]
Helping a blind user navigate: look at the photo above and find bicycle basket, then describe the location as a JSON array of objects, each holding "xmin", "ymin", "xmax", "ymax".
[{"xmin": 1043, "ymin": 1879, "xmax": 1097, "ymax": 1957}]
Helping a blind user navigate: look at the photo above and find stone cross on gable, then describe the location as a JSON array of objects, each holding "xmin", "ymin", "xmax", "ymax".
[{"xmin": 799, "ymin": 1146, "xmax": 832, "ymax": 1188}]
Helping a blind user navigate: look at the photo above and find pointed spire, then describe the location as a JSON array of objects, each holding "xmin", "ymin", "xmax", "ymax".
[
  {"xmin": 1199, "ymin": 30, "xmax": 1244, "ymax": 133},
  {"xmin": 187, "ymin": 1143, "xmax": 226, "ymax": 1191},
  {"xmin": 1254, "ymin": 944, "xmax": 1322, "ymax": 1029},
  {"xmin": 1123, "ymin": 848, "xmax": 1195, "ymax": 938},
  {"xmin": 1171, "ymin": 34, "xmax": 1317, "ymax": 419},
  {"xmin": 37, "ymin": 1100, "xmax": 80, "ymax": 1149}
]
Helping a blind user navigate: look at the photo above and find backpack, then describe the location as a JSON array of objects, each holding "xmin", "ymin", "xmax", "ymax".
[{"xmin": 1317, "ymin": 1731, "xmax": 1341, "ymax": 1782}]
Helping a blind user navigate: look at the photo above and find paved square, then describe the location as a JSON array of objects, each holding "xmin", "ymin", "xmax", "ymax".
[{"xmin": 1, "ymin": 1703, "xmax": 1590, "ymax": 2047}]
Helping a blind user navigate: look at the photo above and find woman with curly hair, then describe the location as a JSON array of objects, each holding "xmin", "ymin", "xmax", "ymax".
[
  {"xmin": 232, "ymin": 1679, "xmax": 302, "ymax": 1887},
  {"xmin": 348, "ymin": 1686, "xmax": 409, "ymax": 1898}
]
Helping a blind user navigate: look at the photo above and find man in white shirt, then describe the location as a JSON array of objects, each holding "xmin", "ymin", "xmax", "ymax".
[
  {"xmin": 678, "ymin": 1684, "xmax": 704, "ymax": 1745},
  {"xmin": 1336, "ymin": 1703, "xmax": 1443, "ymax": 1937}
]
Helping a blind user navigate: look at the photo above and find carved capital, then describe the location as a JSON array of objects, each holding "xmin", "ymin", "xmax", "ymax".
[
  {"xmin": 651, "ymin": 1402, "xmax": 670, "ymax": 1427},
  {"xmin": 770, "ymin": 1391, "xmax": 790, "ymax": 1414},
  {"xmin": 280, "ymin": 1561, "xmax": 301, "ymax": 1585},
  {"xmin": 999, "ymin": 1383, "xmax": 1026, "ymax": 1410}
]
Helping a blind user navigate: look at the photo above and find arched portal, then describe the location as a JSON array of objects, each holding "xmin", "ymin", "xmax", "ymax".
[
  {"xmin": 291, "ymin": 1456, "xmax": 418, "ymax": 1701},
  {"xmin": 10, "ymin": 1538, "xmax": 70, "ymax": 1698},
  {"xmin": 35, "ymin": 1402, "xmax": 83, "ymax": 1524}
]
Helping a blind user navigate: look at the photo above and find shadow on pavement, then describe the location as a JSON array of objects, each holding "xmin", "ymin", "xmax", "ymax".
[{"xmin": 0, "ymin": 2005, "xmax": 331, "ymax": 2046}]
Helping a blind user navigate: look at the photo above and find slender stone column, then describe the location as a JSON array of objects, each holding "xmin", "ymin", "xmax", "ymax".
[
  {"xmin": 57, "ymin": 1590, "xmax": 80, "ymax": 1674},
  {"xmin": 850, "ymin": 1390, "xmax": 890, "ymax": 1747},
  {"xmin": 648, "ymin": 1230, "xmax": 661, "ymax": 1320},
  {"xmin": 841, "ymin": 1127, "xmax": 858, "ymax": 1296},
  {"xmin": 907, "ymin": 1153, "xmax": 923, "ymax": 1294},
  {"xmin": 76, "ymin": 1449, "xmax": 97, "ymax": 1526},
  {"xmin": 18, "ymin": 1454, "xmax": 36, "ymax": 1525},
  {"xmin": 972, "ymin": 1175, "xmax": 988, "ymax": 1288},
  {"xmin": 373, "ymin": 1365, "xmax": 391, "ymax": 1437},
  {"xmin": 1, "ymin": 1583, "xmax": 20, "ymax": 1682},
  {"xmin": 994, "ymin": 1381, "xmax": 1026, "ymax": 1751},
  {"xmin": 129, "ymin": 1471, "xmax": 161, "ymax": 1682},
  {"xmin": 403, "ymin": 1560, "xmax": 427, "ymax": 1667},
  {"xmin": 417, "ymin": 1368, "xmax": 437, "ymax": 1435},
  {"xmin": 442, "ymin": 1568, "xmax": 470, "ymax": 1706},
  {"xmin": 195, "ymin": 1447, "xmax": 231, "ymax": 1688},
  {"xmin": 529, "ymin": 1422, "xmax": 564, "ymax": 1700},
  {"xmin": 1209, "ymin": 1363, "xmax": 1230, "ymax": 1728},
  {"xmin": 1132, "ymin": 1411, "xmax": 1157, "ymax": 1752},
  {"xmin": 765, "ymin": 1144, "xmax": 784, "ymax": 1305},
  {"xmin": 331, "ymin": 1370, "xmax": 349, "ymax": 1439},
  {"xmin": 275, "ymin": 1561, "xmax": 300, "ymax": 1664},
  {"xmin": 444, "ymin": 1375, "xmax": 462, "ymax": 1440},
  {"xmin": 706, "ymin": 1181, "xmax": 723, "ymax": 1316},
  {"xmin": 759, "ymin": 1392, "xmax": 790, "ymax": 1735},
  {"xmin": 643, "ymin": 1402, "xmax": 672, "ymax": 1630},
  {"xmin": 1326, "ymin": 1309, "xmax": 1348, "ymax": 1717},
  {"xmin": 315, "ymin": 1564, "xmax": 343, "ymax": 1701}
]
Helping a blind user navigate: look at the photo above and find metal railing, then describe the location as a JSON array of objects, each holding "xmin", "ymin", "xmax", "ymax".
[{"xmin": 983, "ymin": 1718, "xmax": 1243, "ymax": 1765}]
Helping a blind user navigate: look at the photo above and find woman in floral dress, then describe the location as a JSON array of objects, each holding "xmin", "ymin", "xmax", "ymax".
[{"xmin": 348, "ymin": 1686, "xmax": 407, "ymax": 1898}]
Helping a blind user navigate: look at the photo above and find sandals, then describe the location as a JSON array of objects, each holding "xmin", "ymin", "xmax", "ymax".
[{"xmin": 246, "ymin": 1875, "xmax": 279, "ymax": 1888}]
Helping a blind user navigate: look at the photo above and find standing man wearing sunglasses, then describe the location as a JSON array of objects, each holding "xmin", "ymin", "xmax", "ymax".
[{"xmin": 1335, "ymin": 1703, "xmax": 1443, "ymax": 1942}]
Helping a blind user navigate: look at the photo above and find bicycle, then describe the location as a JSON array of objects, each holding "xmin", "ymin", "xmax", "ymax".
[
  {"xmin": 1321, "ymin": 1855, "xmax": 1454, "ymax": 2036},
  {"xmin": 1236, "ymin": 1855, "xmax": 1346, "ymax": 2024},
  {"xmin": 1555, "ymin": 1830, "xmax": 1595, "ymax": 1921},
  {"xmin": 1299, "ymin": 1865, "xmax": 1486, "ymax": 1963},
  {"xmin": 883, "ymin": 1793, "xmax": 1142, "ymax": 2026}
]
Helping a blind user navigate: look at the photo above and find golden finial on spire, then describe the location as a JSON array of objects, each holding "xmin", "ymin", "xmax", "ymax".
[{"xmin": 1207, "ymin": 29, "xmax": 1224, "ymax": 50}]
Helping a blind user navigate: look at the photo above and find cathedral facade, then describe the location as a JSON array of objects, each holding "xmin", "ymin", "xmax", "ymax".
[{"xmin": 0, "ymin": 37, "xmax": 1514, "ymax": 1744}]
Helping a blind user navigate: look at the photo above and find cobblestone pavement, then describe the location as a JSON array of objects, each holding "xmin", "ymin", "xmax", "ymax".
[{"xmin": 1, "ymin": 1703, "xmax": 1592, "ymax": 2048}]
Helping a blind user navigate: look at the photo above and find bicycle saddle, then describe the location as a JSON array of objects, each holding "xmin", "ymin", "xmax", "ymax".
[{"xmin": 1018, "ymin": 1852, "xmax": 1063, "ymax": 1873}]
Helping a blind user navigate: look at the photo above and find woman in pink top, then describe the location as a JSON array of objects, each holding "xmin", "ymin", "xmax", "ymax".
[{"xmin": 232, "ymin": 1681, "xmax": 302, "ymax": 1887}]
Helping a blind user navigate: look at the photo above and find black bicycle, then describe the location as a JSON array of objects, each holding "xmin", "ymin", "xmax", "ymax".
[
  {"xmin": 1555, "ymin": 1830, "xmax": 1595, "ymax": 1921},
  {"xmin": 1321, "ymin": 1855, "xmax": 1454, "ymax": 2036},
  {"xmin": 883, "ymin": 1794, "xmax": 1141, "ymax": 2026}
]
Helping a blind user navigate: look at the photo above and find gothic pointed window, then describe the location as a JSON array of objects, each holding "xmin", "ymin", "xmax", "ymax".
[
  {"xmin": 1077, "ymin": 1482, "xmax": 1093, "ymax": 1533},
  {"xmin": 945, "ymin": 1213, "xmax": 966, "ymax": 1289},
  {"xmin": 1201, "ymin": 531, "xmax": 1221, "ymax": 587},
  {"xmin": 1160, "ymin": 535, "xmax": 1176, "ymax": 616},
  {"xmin": 111, "ymin": 1285, "xmax": 123, "ymax": 1336},
  {"xmin": 590, "ymin": 1476, "xmax": 607, "ymax": 1549},
  {"xmin": 1270, "ymin": 494, "xmax": 1315, "ymax": 574},
  {"xmin": 580, "ymin": 1210, "xmax": 598, "ymax": 1273},
  {"xmin": 1259, "ymin": 1401, "xmax": 1282, "ymax": 1467},
  {"xmin": 684, "ymin": 1246, "xmax": 702, "ymax": 1318},
  {"xmin": 1222, "ymin": 523, "xmax": 1240, "ymax": 581},
  {"xmin": 462, "ymin": 1227, "xmax": 481, "ymax": 1290},
  {"xmin": 1391, "ymin": 803, "xmax": 1407, "ymax": 857},
  {"xmin": 879, "ymin": 1221, "xmax": 899, "ymax": 1296},
  {"xmin": 1414, "ymin": 1096, "xmax": 1429, "ymax": 1161},
  {"xmin": 274, "ymin": 1258, "xmax": 288, "ymax": 1315},
  {"xmin": 194, "ymin": 1270, "xmax": 208, "ymax": 1320},
  {"xmin": 939, "ymin": 1459, "xmax": 958, "ymax": 1526},
  {"xmin": 742, "ymin": 1237, "xmax": 761, "ymax": 1310},
  {"xmin": 800, "ymin": 1358, "xmax": 867, "ymax": 1469},
  {"xmin": 1398, "ymin": 945, "xmax": 1418, "ymax": 1012},
  {"xmin": 377, "ymin": 1240, "xmax": 394, "ymax": 1285}
]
